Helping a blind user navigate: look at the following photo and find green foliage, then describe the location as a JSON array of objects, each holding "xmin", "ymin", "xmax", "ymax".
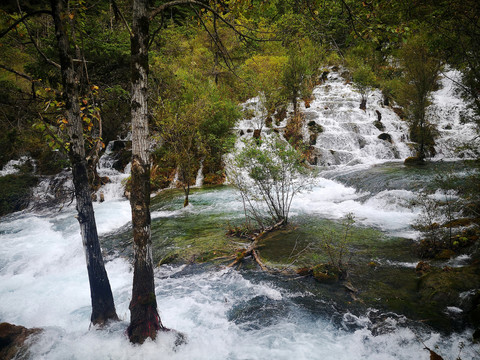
[
  {"xmin": 396, "ymin": 34, "xmax": 442, "ymax": 160},
  {"xmin": 228, "ymin": 134, "xmax": 314, "ymax": 229},
  {"xmin": 154, "ymin": 66, "xmax": 240, "ymax": 200},
  {"xmin": 351, "ymin": 65, "xmax": 377, "ymax": 108}
]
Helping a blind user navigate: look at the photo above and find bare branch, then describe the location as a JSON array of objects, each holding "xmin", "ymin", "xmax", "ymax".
[
  {"xmin": 0, "ymin": 10, "xmax": 52, "ymax": 39},
  {"xmin": 15, "ymin": 1, "xmax": 60, "ymax": 69},
  {"xmin": 111, "ymin": 0, "xmax": 133, "ymax": 37},
  {"xmin": 149, "ymin": 0, "xmax": 268, "ymax": 42},
  {"xmin": 0, "ymin": 63, "xmax": 33, "ymax": 81}
]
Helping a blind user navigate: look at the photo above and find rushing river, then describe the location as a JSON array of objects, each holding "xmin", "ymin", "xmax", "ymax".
[
  {"xmin": 0, "ymin": 162, "xmax": 478, "ymax": 359},
  {"xmin": 1, "ymin": 68, "xmax": 478, "ymax": 359}
]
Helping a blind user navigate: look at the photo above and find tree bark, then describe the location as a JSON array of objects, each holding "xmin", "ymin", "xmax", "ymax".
[
  {"xmin": 128, "ymin": 0, "xmax": 165, "ymax": 344},
  {"xmin": 50, "ymin": 0, "xmax": 118, "ymax": 326}
]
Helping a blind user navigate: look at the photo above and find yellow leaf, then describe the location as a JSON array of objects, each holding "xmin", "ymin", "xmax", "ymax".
[{"xmin": 69, "ymin": 13, "xmax": 74, "ymax": 20}]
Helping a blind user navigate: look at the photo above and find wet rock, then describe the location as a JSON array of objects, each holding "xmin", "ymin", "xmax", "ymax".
[
  {"xmin": 377, "ymin": 133, "xmax": 392, "ymax": 143},
  {"xmin": 307, "ymin": 121, "xmax": 324, "ymax": 134},
  {"xmin": 265, "ymin": 117, "xmax": 273, "ymax": 128},
  {"xmin": 0, "ymin": 323, "xmax": 41, "ymax": 360},
  {"xmin": 392, "ymin": 107, "xmax": 405, "ymax": 119},
  {"xmin": 373, "ymin": 120, "xmax": 385, "ymax": 132},
  {"xmin": 416, "ymin": 261, "xmax": 431, "ymax": 274},
  {"xmin": 358, "ymin": 137, "xmax": 367, "ymax": 149},
  {"xmin": 253, "ymin": 129, "xmax": 262, "ymax": 139},
  {"xmin": 404, "ymin": 156, "xmax": 425, "ymax": 166}
]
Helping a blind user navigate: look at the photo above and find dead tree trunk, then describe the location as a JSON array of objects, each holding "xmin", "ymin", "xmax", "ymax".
[
  {"xmin": 127, "ymin": 0, "xmax": 165, "ymax": 344},
  {"xmin": 51, "ymin": 0, "xmax": 118, "ymax": 326}
]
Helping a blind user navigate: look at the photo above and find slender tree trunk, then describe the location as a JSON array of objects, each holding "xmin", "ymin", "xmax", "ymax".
[
  {"xmin": 51, "ymin": 0, "xmax": 118, "ymax": 326},
  {"xmin": 128, "ymin": 0, "xmax": 165, "ymax": 344}
]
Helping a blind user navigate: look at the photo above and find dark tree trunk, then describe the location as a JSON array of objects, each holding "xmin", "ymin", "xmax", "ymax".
[
  {"xmin": 128, "ymin": 0, "xmax": 165, "ymax": 344},
  {"xmin": 50, "ymin": 0, "xmax": 118, "ymax": 326}
]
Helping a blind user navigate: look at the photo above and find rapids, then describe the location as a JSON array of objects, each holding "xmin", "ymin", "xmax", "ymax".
[{"xmin": 0, "ymin": 69, "xmax": 478, "ymax": 359}]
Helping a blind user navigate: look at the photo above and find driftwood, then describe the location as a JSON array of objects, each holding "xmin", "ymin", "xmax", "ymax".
[{"xmin": 228, "ymin": 220, "xmax": 285, "ymax": 270}]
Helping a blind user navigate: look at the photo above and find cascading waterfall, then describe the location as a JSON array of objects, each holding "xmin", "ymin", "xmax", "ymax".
[
  {"xmin": 95, "ymin": 140, "xmax": 131, "ymax": 201},
  {"xmin": 0, "ymin": 70, "xmax": 478, "ymax": 359},
  {"xmin": 235, "ymin": 68, "xmax": 472, "ymax": 166}
]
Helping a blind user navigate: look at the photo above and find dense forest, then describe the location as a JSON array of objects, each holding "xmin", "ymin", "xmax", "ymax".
[{"xmin": 1, "ymin": 0, "xmax": 480, "ymax": 359}]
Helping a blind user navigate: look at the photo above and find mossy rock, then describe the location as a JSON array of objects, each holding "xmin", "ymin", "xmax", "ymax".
[
  {"xmin": 0, "ymin": 174, "xmax": 38, "ymax": 216},
  {"xmin": 418, "ymin": 266, "xmax": 480, "ymax": 309},
  {"xmin": 404, "ymin": 156, "xmax": 425, "ymax": 166},
  {"xmin": 307, "ymin": 121, "xmax": 324, "ymax": 134},
  {"xmin": 312, "ymin": 264, "xmax": 340, "ymax": 283},
  {"xmin": 435, "ymin": 249, "xmax": 455, "ymax": 260}
]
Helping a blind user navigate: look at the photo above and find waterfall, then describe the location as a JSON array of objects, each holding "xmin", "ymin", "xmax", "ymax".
[
  {"xmin": 235, "ymin": 68, "xmax": 473, "ymax": 166},
  {"xmin": 0, "ymin": 156, "xmax": 33, "ymax": 177},
  {"xmin": 94, "ymin": 140, "xmax": 130, "ymax": 201}
]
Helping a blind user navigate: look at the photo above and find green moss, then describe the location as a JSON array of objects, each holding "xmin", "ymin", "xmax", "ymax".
[
  {"xmin": 312, "ymin": 264, "xmax": 340, "ymax": 283},
  {"xmin": 0, "ymin": 174, "xmax": 38, "ymax": 216}
]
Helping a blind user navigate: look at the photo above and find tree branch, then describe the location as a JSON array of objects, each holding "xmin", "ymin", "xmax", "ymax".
[
  {"xmin": 111, "ymin": 0, "xmax": 133, "ymax": 38},
  {"xmin": 0, "ymin": 63, "xmax": 33, "ymax": 81},
  {"xmin": 0, "ymin": 10, "xmax": 52, "ymax": 39},
  {"xmin": 15, "ymin": 1, "xmax": 60, "ymax": 69},
  {"xmin": 149, "ymin": 0, "xmax": 266, "ymax": 42}
]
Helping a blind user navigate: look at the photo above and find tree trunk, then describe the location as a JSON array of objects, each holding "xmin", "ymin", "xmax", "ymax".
[
  {"xmin": 183, "ymin": 183, "xmax": 190, "ymax": 207},
  {"xmin": 128, "ymin": 0, "xmax": 165, "ymax": 344},
  {"xmin": 51, "ymin": 0, "xmax": 118, "ymax": 326}
]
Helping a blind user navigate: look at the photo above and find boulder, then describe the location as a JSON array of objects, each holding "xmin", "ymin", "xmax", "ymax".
[
  {"xmin": 377, "ymin": 133, "xmax": 392, "ymax": 143},
  {"xmin": 0, "ymin": 323, "xmax": 41, "ymax": 360}
]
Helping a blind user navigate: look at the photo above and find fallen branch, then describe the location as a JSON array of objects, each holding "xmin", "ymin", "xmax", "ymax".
[{"xmin": 228, "ymin": 219, "xmax": 284, "ymax": 270}]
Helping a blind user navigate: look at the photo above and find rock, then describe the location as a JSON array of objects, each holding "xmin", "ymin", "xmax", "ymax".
[
  {"xmin": 435, "ymin": 249, "xmax": 455, "ymax": 260},
  {"xmin": 239, "ymin": 130, "xmax": 245, "ymax": 136},
  {"xmin": 0, "ymin": 323, "xmax": 41, "ymax": 360},
  {"xmin": 253, "ymin": 129, "xmax": 261, "ymax": 139},
  {"xmin": 377, "ymin": 133, "xmax": 392, "ymax": 143},
  {"xmin": 309, "ymin": 134, "xmax": 317, "ymax": 146},
  {"xmin": 404, "ymin": 156, "xmax": 425, "ymax": 166},
  {"xmin": 416, "ymin": 261, "xmax": 431, "ymax": 274},
  {"xmin": 373, "ymin": 120, "xmax": 385, "ymax": 131},
  {"xmin": 296, "ymin": 267, "xmax": 311, "ymax": 276},
  {"xmin": 307, "ymin": 121, "xmax": 324, "ymax": 134},
  {"xmin": 265, "ymin": 117, "xmax": 273, "ymax": 128},
  {"xmin": 360, "ymin": 98, "xmax": 367, "ymax": 111},
  {"xmin": 392, "ymin": 107, "xmax": 405, "ymax": 119},
  {"xmin": 358, "ymin": 137, "xmax": 367, "ymax": 149},
  {"xmin": 375, "ymin": 109, "xmax": 382, "ymax": 122}
]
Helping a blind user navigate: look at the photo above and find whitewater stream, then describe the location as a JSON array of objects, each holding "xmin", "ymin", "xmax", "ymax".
[{"xmin": 0, "ymin": 70, "xmax": 478, "ymax": 359}]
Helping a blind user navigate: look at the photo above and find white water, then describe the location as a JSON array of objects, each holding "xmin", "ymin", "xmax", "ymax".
[
  {"xmin": 0, "ymin": 186, "xmax": 470, "ymax": 359},
  {"xmin": 0, "ymin": 156, "xmax": 32, "ymax": 176},
  {"xmin": 0, "ymin": 198, "xmax": 475, "ymax": 359},
  {"xmin": 0, "ymin": 70, "xmax": 478, "ymax": 358}
]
